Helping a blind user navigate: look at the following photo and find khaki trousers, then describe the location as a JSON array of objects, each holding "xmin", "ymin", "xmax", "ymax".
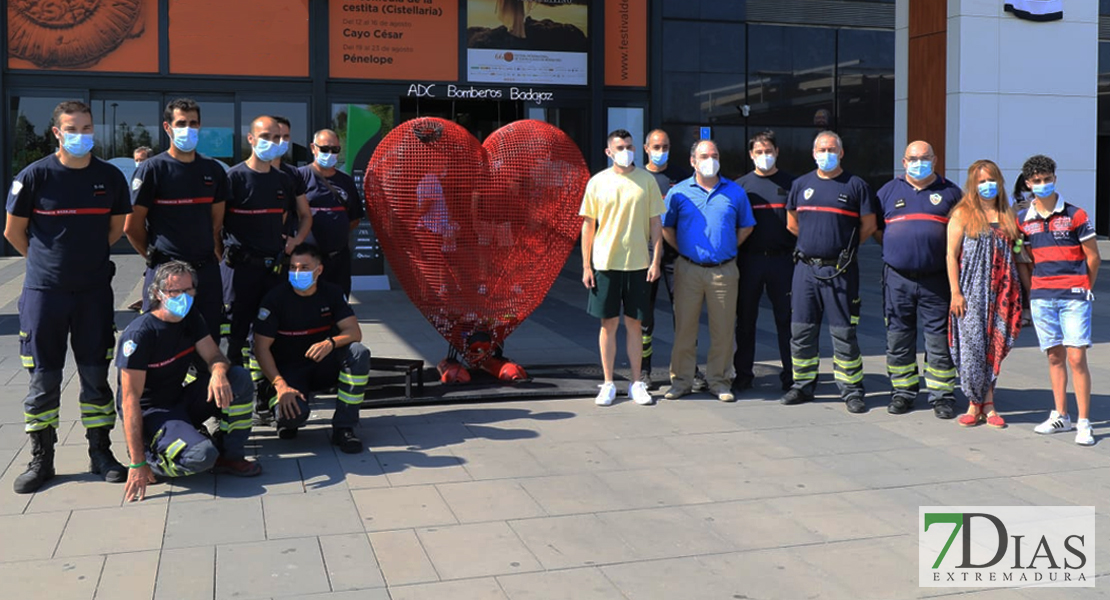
[{"xmin": 669, "ymin": 257, "xmax": 739, "ymax": 391}]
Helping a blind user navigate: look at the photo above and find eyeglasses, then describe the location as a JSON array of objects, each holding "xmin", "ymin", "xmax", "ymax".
[
  {"xmin": 162, "ymin": 286, "xmax": 195, "ymax": 297},
  {"xmin": 314, "ymin": 144, "xmax": 341, "ymax": 153}
]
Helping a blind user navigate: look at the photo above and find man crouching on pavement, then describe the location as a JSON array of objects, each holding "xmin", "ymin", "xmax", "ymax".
[{"xmin": 119, "ymin": 261, "xmax": 261, "ymax": 502}]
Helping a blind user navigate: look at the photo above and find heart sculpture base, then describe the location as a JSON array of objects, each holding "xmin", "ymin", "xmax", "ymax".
[{"xmin": 364, "ymin": 117, "xmax": 588, "ymax": 379}]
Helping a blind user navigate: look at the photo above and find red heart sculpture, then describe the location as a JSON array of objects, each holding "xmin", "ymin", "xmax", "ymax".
[{"xmin": 364, "ymin": 118, "xmax": 588, "ymax": 367}]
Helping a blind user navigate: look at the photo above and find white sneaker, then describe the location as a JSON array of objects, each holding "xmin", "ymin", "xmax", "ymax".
[
  {"xmin": 595, "ymin": 382, "xmax": 616, "ymax": 406},
  {"xmin": 629, "ymin": 381, "xmax": 653, "ymax": 405},
  {"xmin": 1033, "ymin": 411, "xmax": 1073, "ymax": 434},
  {"xmin": 1075, "ymin": 419, "xmax": 1095, "ymax": 446}
]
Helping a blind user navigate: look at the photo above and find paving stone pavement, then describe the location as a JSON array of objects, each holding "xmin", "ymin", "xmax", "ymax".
[{"xmin": 0, "ymin": 245, "xmax": 1109, "ymax": 599}]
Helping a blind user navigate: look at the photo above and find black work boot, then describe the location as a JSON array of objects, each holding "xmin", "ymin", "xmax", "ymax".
[
  {"xmin": 86, "ymin": 427, "xmax": 126, "ymax": 483},
  {"xmin": 13, "ymin": 428, "xmax": 57, "ymax": 494}
]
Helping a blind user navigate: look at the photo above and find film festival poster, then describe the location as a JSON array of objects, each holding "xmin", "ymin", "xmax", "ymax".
[
  {"xmin": 466, "ymin": 0, "xmax": 589, "ymax": 86},
  {"xmin": 7, "ymin": 0, "xmax": 158, "ymax": 72}
]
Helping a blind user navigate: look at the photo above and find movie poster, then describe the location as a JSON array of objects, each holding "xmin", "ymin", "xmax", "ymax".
[
  {"xmin": 7, "ymin": 0, "xmax": 158, "ymax": 72},
  {"xmin": 466, "ymin": 0, "xmax": 589, "ymax": 86}
]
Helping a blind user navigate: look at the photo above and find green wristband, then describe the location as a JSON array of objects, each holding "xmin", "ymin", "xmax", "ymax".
[{"xmin": 128, "ymin": 461, "xmax": 147, "ymax": 469}]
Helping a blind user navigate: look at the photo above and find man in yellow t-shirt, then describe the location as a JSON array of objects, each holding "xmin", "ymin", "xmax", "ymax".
[{"xmin": 579, "ymin": 129, "xmax": 664, "ymax": 407}]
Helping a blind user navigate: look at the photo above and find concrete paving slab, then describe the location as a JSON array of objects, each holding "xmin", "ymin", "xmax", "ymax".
[
  {"xmin": 387, "ymin": 577, "xmax": 509, "ymax": 600},
  {"xmin": 367, "ymin": 529, "xmax": 439, "ymax": 586},
  {"xmin": 351, "ymin": 485, "xmax": 458, "ymax": 532},
  {"xmin": 0, "ymin": 509, "xmax": 68, "ymax": 562},
  {"xmin": 55, "ymin": 503, "xmax": 167, "ymax": 558},
  {"xmin": 508, "ymin": 514, "xmax": 640, "ymax": 569},
  {"xmin": 496, "ymin": 567, "xmax": 625, "ymax": 600},
  {"xmin": 94, "ymin": 550, "xmax": 159, "ymax": 600},
  {"xmin": 263, "ymin": 490, "xmax": 363, "ymax": 539},
  {"xmin": 318, "ymin": 532, "xmax": 386, "ymax": 592},
  {"xmin": 416, "ymin": 521, "xmax": 543, "ymax": 579},
  {"xmin": 215, "ymin": 537, "xmax": 330, "ymax": 600},
  {"xmin": 435, "ymin": 479, "xmax": 547, "ymax": 523},
  {"xmin": 0, "ymin": 554, "xmax": 104, "ymax": 600},
  {"xmin": 163, "ymin": 497, "xmax": 265, "ymax": 549}
]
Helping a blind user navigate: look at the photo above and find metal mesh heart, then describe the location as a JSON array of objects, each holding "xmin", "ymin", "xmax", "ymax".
[{"xmin": 364, "ymin": 118, "xmax": 588, "ymax": 366}]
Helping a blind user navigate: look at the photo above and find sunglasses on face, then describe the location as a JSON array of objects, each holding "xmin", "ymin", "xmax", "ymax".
[{"xmin": 314, "ymin": 144, "xmax": 341, "ymax": 153}]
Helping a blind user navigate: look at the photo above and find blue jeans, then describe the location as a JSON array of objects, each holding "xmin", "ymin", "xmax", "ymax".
[{"xmin": 1030, "ymin": 297, "xmax": 1092, "ymax": 351}]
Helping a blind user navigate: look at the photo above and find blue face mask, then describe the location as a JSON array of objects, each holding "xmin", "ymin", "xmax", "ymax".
[
  {"xmin": 276, "ymin": 139, "xmax": 290, "ymax": 156},
  {"xmin": 171, "ymin": 127, "xmax": 199, "ymax": 153},
  {"xmin": 316, "ymin": 152, "xmax": 337, "ymax": 169},
  {"xmin": 815, "ymin": 151, "xmax": 839, "ymax": 172},
  {"xmin": 1031, "ymin": 182, "xmax": 1056, "ymax": 198},
  {"xmin": 289, "ymin": 270, "xmax": 315, "ymax": 291},
  {"xmin": 254, "ymin": 138, "xmax": 282, "ymax": 162},
  {"xmin": 906, "ymin": 160, "xmax": 933, "ymax": 180},
  {"xmin": 978, "ymin": 181, "xmax": 998, "ymax": 199},
  {"xmin": 648, "ymin": 151, "xmax": 668, "ymax": 166},
  {"xmin": 60, "ymin": 132, "xmax": 95, "ymax": 158},
  {"xmin": 162, "ymin": 293, "xmax": 194, "ymax": 319}
]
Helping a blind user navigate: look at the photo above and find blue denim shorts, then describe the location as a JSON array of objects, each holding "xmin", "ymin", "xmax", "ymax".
[{"xmin": 1030, "ymin": 298, "xmax": 1093, "ymax": 352}]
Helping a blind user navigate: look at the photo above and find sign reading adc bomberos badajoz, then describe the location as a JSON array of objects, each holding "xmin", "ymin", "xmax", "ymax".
[{"xmin": 920, "ymin": 506, "xmax": 1095, "ymax": 588}]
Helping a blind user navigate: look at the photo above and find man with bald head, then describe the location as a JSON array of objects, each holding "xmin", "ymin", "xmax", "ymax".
[
  {"xmin": 222, "ymin": 115, "xmax": 312, "ymax": 367},
  {"xmin": 874, "ymin": 141, "xmax": 961, "ymax": 418},
  {"xmin": 297, "ymin": 129, "xmax": 365, "ymax": 297},
  {"xmin": 662, "ymin": 140, "xmax": 755, "ymax": 402},
  {"xmin": 781, "ymin": 131, "xmax": 877, "ymax": 413}
]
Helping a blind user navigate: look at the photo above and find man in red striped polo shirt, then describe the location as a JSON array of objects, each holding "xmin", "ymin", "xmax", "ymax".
[{"xmin": 1018, "ymin": 155, "xmax": 1102, "ymax": 445}]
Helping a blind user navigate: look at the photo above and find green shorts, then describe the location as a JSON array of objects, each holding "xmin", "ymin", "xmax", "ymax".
[{"xmin": 587, "ymin": 269, "xmax": 650, "ymax": 320}]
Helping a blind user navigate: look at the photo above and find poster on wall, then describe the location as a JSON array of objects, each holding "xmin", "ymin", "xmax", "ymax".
[
  {"xmin": 330, "ymin": 0, "xmax": 458, "ymax": 81},
  {"xmin": 604, "ymin": 0, "xmax": 647, "ymax": 87},
  {"xmin": 467, "ymin": 0, "xmax": 589, "ymax": 86},
  {"xmin": 7, "ymin": 0, "xmax": 159, "ymax": 72},
  {"xmin": 331, "ymin": 104, "xmax": 396, "ymax": 290}
]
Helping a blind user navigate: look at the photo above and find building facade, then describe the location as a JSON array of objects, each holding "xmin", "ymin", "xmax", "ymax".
[{"xmin": 2, "ymin": 0, "xmax": 901, "ymax": 259}]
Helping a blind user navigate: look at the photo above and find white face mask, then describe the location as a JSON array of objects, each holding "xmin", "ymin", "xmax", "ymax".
[
  {"xmin": 754, "ymin": 154, "xmax": 776, "ymax": 171},
  {"xmin": 612, "ymin": 149, "xmax": 634, "ymax": 168},
  {"xmin": 697, "ymin": 158, "xmax": 720, "ymax": 178}
]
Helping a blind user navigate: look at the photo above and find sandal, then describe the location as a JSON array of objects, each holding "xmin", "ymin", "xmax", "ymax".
[
  {"xmin": 983, "ymin": 403, "xmax": 1006, "ymax": 429},
  {"xmin": 958, "ymin": 408, "xmax": 984, "ymax": 427}
]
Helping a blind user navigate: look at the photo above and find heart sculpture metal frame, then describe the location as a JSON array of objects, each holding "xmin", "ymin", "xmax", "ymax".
[{"xmin": 363, "ymin": 118, "xmax": 588, "ymax": 383}]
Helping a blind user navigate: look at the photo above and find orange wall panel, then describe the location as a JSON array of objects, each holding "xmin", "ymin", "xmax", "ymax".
[
  {"xmin": 169, "ymin": 0, "xmax": 309, "ymax": 77},
  {"xmin": 605, "ymin": 0, "xmax": 647, "ymax": 87},
  {"xmin": 330, "ymin": 0, "xmax": 458, "ymax": 81},
  {"xmin": 8, "ymin": 0, "xmax": 159, "ymax": 72}
]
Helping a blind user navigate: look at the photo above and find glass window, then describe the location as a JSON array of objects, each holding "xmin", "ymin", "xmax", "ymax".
[
  {"xmin": 701, "ymin": 22, "xmax": 745, "ymax": 74},
  {"xmin": 1102, "ymin": 0, "xmax": 1110, "ymax": 16},
  {"xmin": 240, "ymin": 101, "xmax": 309, "ymax": 166},
  {"xmin": 607, "ymin": 107, "xmax": 645, "ymax": 165},
  {"xmin": 9, "ymin": 96, "xmax": 70, "ymax": 175},
  {"xmin": 90, "ymin": 100, "xmax": 160, "ymax": 161},
  {"xmin": 747, "ymin": 25, "xmax": 836, "ymax": 128},
  {"xmin": 180, "ymin": 100, "xmax": 235, "ymax": 164},
  {"xmin": 1099, "ymin": 42, "xmax": 1110, "ymax": 136},
  {"xmin": 837, "ymin": 29, "xmax": 895, "ymax": 128},
  {"xmin": 840, "ymin": 127, "xmax": 895, "ymax": 192},
  {"xmin": 661, "ymin": 21, "xmax": 699, "ymax": 73}
]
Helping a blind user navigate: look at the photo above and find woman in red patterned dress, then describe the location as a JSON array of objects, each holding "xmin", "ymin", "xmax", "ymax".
[{"xmin": 946, "ymin": 160, "xmax": 1023, "ymax": 428}]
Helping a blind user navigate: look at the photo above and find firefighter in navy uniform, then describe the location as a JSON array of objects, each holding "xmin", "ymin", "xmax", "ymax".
[
  {"xmin": 252, "ymin": 244, "xmax": 370, "ymax": 453},
  {"xmin": 118, "ymin": 261, "xmax": 261, "ymax": 503},
  {"xmin": 639, "ymin": 129, "xmax": 695, "ymax": 389},
  {"xmin": 874, "ymin": 141, "xmax": 961, "ymax": 418},
  {"xmin": 734, "ymin": 130, "xmax": 797, "ymax": 392},
  {"xmin": 4, "ymin": 100, "xmax": 131, "ymax": 493},
  {"xmin": 221, "ymin": 115, "xmax": 312, "ymax": 369},
  {"xmin": 781, "ymin": 131, "xmax": 877, "ymax": 413},
  {"xmin": 298, "ymin": 129, "xmax": 365, "ymax": 297},
  {"xmin": 126, "ymin": 98, "xmax": 230, "ymax": 343}
]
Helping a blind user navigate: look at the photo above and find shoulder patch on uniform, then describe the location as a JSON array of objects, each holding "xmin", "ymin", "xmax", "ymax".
[
  {"xmin": 803, "ymin": 188, "xmax": 814, "ymax": 200},
  {"xmin": 122, "ymin": 340, "xmax": 137, "ymax": 357},
  {"xmin": 930, "ymin": 193, "xmax": 942, "ymax": 206},
  {"xmin": 9, "ymin": 180, "xmax": 22, "ymax": 197},
  {"xmin": 257, "ymin": 308, "xmax": 271, "ymax": 321},
  {"xmin": 131, "ymin": 178, "xmax": 143, "ymax": 191}
]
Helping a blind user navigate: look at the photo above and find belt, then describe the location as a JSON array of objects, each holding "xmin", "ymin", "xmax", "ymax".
[
  {"xmin": 799, "ymin": 255, "xmax": 839, "ymax": 267},
  {"xmin": 741, "ymin": 249, "xmax": 794, "ymax": 257},
  {"xmin": 226, "ymin": 246, "xmax": 281, "ymax": 269},
  {"xmin": 680, "ymin": 255, "xmax": 735, "ymax": 268},
  {"xmin": 890, "ymin": 266, "xmax": 945, "ymax": 280}
]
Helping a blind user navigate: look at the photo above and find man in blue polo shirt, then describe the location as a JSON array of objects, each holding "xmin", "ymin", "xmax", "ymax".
[
  {"xmin": 781, "ymin": 131, "xmax": 877, "ymax": 413},
  {"xmin": 663, "ymin": 140, "xmax": 755, "ymax": 402},
  {"xmin": 1018, "ymin": 155, "xmax": 1101, "ymax": 446},
  {"xmin": 875, "ymin": 141, "xmax": 962, "ymax": 418}
]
